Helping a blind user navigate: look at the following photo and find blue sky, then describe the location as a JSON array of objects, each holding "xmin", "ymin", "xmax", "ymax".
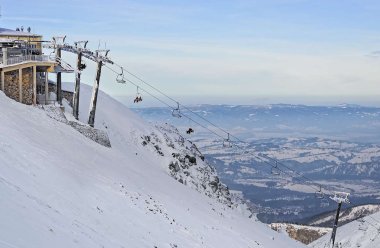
[{"xmin": 1, "ymin": 0, "xmax": 380, "ymax": 105}]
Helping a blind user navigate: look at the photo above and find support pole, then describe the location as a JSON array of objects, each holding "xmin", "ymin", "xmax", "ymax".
[
  {"xmin": 56, "ymin": 46, "xmax": 62, "ymax": 105},
  {"xmin": 32, "ymin": 66, "xmax": 37, "ymax": 105},
  {"xmin": 18, "ymin": 68, "xmax": 22, "ymax": 102},
  {"xmin": 2, "ymin": 48, "xmax": 7, "ymax": 65},
  {"xmin": 330, "ymin": 202, "xmax": 342, "ymax": 247},
  {"xmin": 73, "ymin": 51, "xmax": 82, "ymax": 119},
  {"xmin": 1, "ymin": 70, "xmax": 4, "ymax": 92},
  {"xmin": 88, "ymin": 60, "xmax": 103, "ymax": 127},
  {"xmin": 45, "ymin": 72, "xmax": 49, "ymax": 104}
]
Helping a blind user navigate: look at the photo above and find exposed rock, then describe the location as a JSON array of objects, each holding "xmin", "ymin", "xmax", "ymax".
[
  {"xmin": 270, "ymin": 223, "xmax": 330, "ymax": 244},
  {"xmin": 141, "ymin": 124, "xmax": 234, "ymax": 207}
]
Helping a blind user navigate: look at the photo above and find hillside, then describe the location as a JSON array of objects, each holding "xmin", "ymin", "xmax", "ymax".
[
  {"xmin": 133, "ymin": 105, "xmax": 380, "ymax": 223},
  {"xmin": 0, "ymin": 85, "xmax": 305, "ymax": 248},
  {"xmin": 309, "ymin": 212, "xmax": 380, "ymax": 248},
  {"xmin": 306, "ymin": 204, "xmax": 380, "ymax": 227}
]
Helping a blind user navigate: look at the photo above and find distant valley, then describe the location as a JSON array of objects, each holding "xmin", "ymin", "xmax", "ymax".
[{"xmin": 132, "ymin": 104, "xmax": 380, "ymax": 223}]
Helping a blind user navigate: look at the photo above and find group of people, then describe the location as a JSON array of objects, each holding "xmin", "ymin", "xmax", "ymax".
[
  {"xmin": 186, "ymin": 128, "xmax": 194, "ymax": 134},
  {"xmin": 133, "ymin": 96, "xmax": 143, "ymax": 103}
]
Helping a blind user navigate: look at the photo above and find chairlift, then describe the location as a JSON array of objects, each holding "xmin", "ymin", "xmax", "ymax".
[
  {"xmin": 116, "ymin": 67, "xmax": 126, "ymax": 84},
  {"xmin": 172, "ymin": 102, "xmax": 182, "ymax": 118},
  {"xmin": 186, "ymin": 128, "xmax": 194, "ymax": 135},
  {"xmin": 223, "ymin": 133, "xmax": 232, "ymax": 148},
  {"xmin": 315, "ymin": 185, "xmax": 324, "ymax": 199},
  {"xmin": 271, "ymin": 161, "xmax": 281, "ymax": 175},
  {"xmin": 79, "ymin": 60, "xmax": 87, "ymax": 71},
  {"xmin": 133, "ymin": 86, "xmax": 142, "ymax": 103}
]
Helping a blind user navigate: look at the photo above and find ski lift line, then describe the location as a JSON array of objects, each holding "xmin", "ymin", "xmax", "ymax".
[
  {"xmin": 278, "ymin": 149, "xmax": 380, "ymax": 162},
  {"xmin": 258, "ymin": 153, "xmax": 325, "ymax": 192},
  {"xmin": 111, "ymin": 62, "xmax": 230, "ymax": 135},
  {"xmin": 42, "ymin": 39, "xmax": 380, "ymax": 218},
  {"xmin": 103, "ymin": 63, "xmax": 373, "ymax": 206},
  {"xmin": 104, "ymin": 63, "xmax": 330, "ymax": 195},
  {"xmin": 250, "ymin": 153, "xmax": 321, "ymax": 191},
  {"xmin": 104, "ymin": 64, "xmax": 226, "ymax": 139}
]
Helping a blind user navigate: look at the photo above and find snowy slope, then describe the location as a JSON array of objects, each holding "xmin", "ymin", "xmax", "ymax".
[
  {"xmin": 307, "ymin": 204, "xmax": 380, "ymax": 227},
  {"xmin": 0, "ymin": 85, "xmax": 305, "ymax": 248},
  {"xmin": 309, "ymin": 212, "xmax": 380, "ymax": 248}
]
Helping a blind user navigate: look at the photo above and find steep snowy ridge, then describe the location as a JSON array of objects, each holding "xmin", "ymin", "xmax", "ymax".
[
  {"xmin": 307, "ymin": 204, "xmax": 380, "ymax": 227},
  {"xmin": 309, "ymin": 212, "xmax": 380, "ymax": 248},
  {"xmin": 0, "ymin": 86, "xmax": 305, "ymax": 248}
]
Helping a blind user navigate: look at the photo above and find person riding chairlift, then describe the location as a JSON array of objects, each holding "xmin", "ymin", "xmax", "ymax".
[
  {"xmin": 186, "ymin": 128, "xmax": 194, "ymax": 134},
  {"xmin": 134, "ymin": 96, "xmax": 142, "ymax": 103}
]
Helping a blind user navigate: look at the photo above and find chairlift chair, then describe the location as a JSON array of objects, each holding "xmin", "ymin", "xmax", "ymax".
[
  {"xmin": 223, "ymin": 133, "xmax": 232, "ymax": 148},
  {"xmin": 271, "ymin": 161, "xmax": 281, "ymax": 175},
  {"xmin": 315, "ymin": 185, "xmax": 324, "ymax": 199},
  {"xmin": 172, "ymin": 102, "xmax": 182, "ymax": 118},
  {"xmin": 186, "ymin": 128, "xmax": 194, "ymax": 135},
  {"xmin": 133, "ymin": 86, "xmax": 142, "ymax": 103},
  {"xmin": 116, "ymin": 67, "xmax": 126, "ymax": 84}
]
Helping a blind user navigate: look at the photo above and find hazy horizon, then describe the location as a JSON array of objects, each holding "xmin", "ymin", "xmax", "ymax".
[{"xmin": 114, "ymin": 94, "xmax": 380, "ymax": 108}]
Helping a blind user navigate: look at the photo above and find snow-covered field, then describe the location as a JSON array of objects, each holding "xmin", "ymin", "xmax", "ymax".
[{"xmin": 0, "ymin": 85, "xmax": 305, "ymax": 248}]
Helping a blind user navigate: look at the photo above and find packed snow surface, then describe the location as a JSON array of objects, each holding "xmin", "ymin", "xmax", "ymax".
[{"xmin": 0, "ymin": 85, "xmax": 305, "ymax": 248}]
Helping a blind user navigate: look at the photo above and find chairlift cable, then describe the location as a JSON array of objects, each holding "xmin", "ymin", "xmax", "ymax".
[{"xmin": 104, "ymin": 63, "xmax": 380, "ymax": 228}]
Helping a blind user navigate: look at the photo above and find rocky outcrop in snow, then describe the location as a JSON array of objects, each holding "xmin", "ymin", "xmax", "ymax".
[
  {"xmin": 141, "ymin": 124, "xmax": 233, "ymax": 207},
  {"xmin": 270, "ymin": 223, "xmax": 330, "ymax": 244}
]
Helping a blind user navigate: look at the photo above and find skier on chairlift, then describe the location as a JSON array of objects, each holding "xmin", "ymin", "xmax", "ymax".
[
  {"xmin": 186, "ymin": 128, "xmax": 194, "ymax": 134},
  {"xmin": 134, "ymin": 96, "xmax": 142, "ymax": 103}
]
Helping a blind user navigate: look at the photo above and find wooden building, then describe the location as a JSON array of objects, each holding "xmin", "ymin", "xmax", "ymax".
[{"xmin": 0, "ymin": 27, "xmax": 57, "ymax": 105}]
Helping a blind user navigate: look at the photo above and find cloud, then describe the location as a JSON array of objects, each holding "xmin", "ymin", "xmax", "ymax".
[{"xmin": 367, "ymin": 51, "xmax": 380, "ymax": 58}]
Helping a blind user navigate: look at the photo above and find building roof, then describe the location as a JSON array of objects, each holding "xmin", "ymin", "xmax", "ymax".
[{"xmin": 0, "ymin": 27, "xmax": 41, "ymax": 37}]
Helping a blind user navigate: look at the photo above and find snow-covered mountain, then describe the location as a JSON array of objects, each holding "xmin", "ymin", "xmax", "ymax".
[
  {"xmin": 0, "ymin": 85, "xmax": 305, "ymax": 248},
  {"xmin": 132, "ymin": 104, "xmax": 380, "ymax": 224},
  {"xmin": 309, "ymin": 212, "xmax": 380, "ymax": 248},
  {"xmin": 198, "ymin": 136, "xmax": 380, "ymax": 224},
  {"xmin": 306, "ymin": 204, "xmax": 380, "ymax": 227},
  {"xmin": 132, "ymin": 104, "xmax": 380, "ymax": 143},
  {"xmin": 268, "ymin": 204, "xmax": 380, "ymax": 245}
]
